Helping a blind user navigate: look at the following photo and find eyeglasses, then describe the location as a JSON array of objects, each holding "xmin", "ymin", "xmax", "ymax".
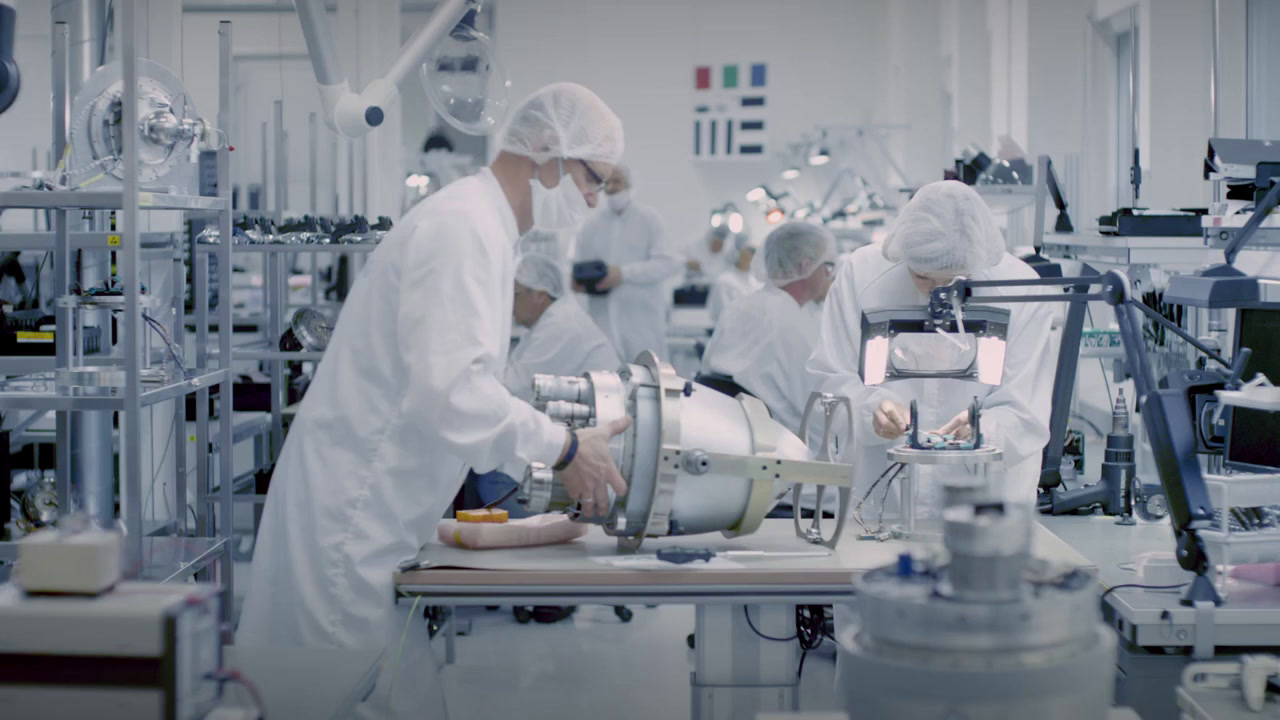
[
  {"xmin": 579, "ymin": 160, "xmax": 608, "ymax": 193},
  {"xmin": 823, "ymin": 261, "xmax": 836, "ymax": 273}
]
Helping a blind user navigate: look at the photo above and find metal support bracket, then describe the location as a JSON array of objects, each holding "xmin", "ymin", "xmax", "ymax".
[
  {"xmin": 721, "ymin": 394, "xmax": 778, "ymax": 538},
  {"xmin": 1192, "ymin": 600, "xmax": 1216, "ymax": 660}
]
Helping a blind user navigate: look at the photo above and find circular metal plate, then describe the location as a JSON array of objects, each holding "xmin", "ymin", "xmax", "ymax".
[
  {"xmin": 68, "ymin": 59, "xmax": 197, "ymax": 187},
  {"xmin": 887, "ymin": 446, "xmax": 1003, "ymax": 465}
]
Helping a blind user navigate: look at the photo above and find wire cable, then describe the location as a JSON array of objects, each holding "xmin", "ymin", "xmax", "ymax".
[
  {"xmin": 386, "ymin": 596, "xmax": 425, "ymax": 709},
  {"xmin": 742, "ymin": 605, "xmax": 798, "ymax": 642},
  {"xmin": 1100, "ymin": 582, "xmax": 1190, "ymax": 602}
]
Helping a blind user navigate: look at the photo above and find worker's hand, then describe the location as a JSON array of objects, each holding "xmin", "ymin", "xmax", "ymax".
[
  {"xmin": 572, "ymin": 281, "xmax": 587, "ymax": 293},
  {"xmin": 559, "ymin": 416, "xmax": 632, "ymax": 516},
  {"xmin": 872, "ymin": 400, "xmax": 909, "ymax": 440},
  {"xmin": 930, "ymin": 410, "xmax": 972, "ymax": 440},
  {"xmin": 686, "ymin": 259, "xmax": 702, "ymax": 272},
  {"xmin": 596, "ymin": 265, "xmax": 623, "ymax": 291}
]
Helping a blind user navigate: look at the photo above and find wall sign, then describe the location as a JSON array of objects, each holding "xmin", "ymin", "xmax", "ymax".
[{"xmin": 692, "ymin": 62, "xmax": 768, "ymax": 161}]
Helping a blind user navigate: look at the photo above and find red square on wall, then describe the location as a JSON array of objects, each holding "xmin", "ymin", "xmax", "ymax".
[{"xmin": 695, "ymin": 66, "xmax": 711, "ymax": 90}]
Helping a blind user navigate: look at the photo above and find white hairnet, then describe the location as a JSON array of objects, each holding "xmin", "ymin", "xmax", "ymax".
[
  {"xmin": 515, "ymin": 253, "xmax": 566, "ymax": 299},
  {"xmin": 882, "ymin": 180, "xmax": 1005, "ymax": 274},
  {"xmin": 499, "ymin": 82, "xmax": 625, "ymax": 166},
  {"xmin": 762, "ymin": 222, "xmax": 835, "ymax": 286}
]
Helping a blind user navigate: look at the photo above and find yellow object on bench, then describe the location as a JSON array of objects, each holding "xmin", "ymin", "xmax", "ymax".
[{"xmin": 456, "ymin": 508, "xmax": 509, "ymax": 524}]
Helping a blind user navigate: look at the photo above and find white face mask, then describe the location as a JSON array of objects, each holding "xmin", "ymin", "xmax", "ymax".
[
  {"xmin": 607, "ymin": 188, "xmax": 631, "ymax": 213},
  {"xmin": 530, "ymin": 158, "xmax": 591, "ymax": 230}
]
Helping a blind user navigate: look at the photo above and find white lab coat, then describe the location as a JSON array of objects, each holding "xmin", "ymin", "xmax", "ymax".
[
  {"xmin": 706, "ymin": 266, "xmax": 763, "ymax": 326},
  {"xmin": 237, "ymin": 169, "xmax": 566, "ymax": 718},
  {"xmin": 504, "ymin": 296, "xmax": 622, "ymax": 402},
  {"xmin": 687, "ymin": 238, "xmax": 733, "ymax": 284},
  {"xmin": 701, "ymin": 286, "xmax": 825, "ymax": 450},
  {"xmin": 812, "ymin": 244, "xmax": 1054, "ymax": 664},
  {"xmin": 808, "ymin": 244, "xmax": 1054, "ymax": 517},
  {"xmin": 575, "ymin": 203, "xmax": 681, "ymax": 363}
]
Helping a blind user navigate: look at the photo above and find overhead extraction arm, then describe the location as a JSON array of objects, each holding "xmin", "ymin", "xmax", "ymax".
[{"xmin": 292, "ymin": 0, "xmax": 475, "ymax": 138}]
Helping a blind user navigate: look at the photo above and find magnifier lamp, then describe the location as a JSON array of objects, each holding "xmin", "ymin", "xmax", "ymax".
[
  {"xmin": 294, "ymin": 0, "xmax": 506, "ymax": 138},
  {"xmin": 858, "ymin": 306, "xmax": 1011, "ymax": 386}
]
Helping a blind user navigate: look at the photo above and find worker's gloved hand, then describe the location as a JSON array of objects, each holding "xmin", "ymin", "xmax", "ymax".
[
  {"xmin": 596, "ymin": 265, "xmax": 623, "ymax": 291},
  {"xmin": 560, "ymin": 416, "xmax": 632, "ymax": 516},
  {"xmin": 872, "ymin": 400, "xmax": 909, "ymax": 439},
  {"xmin": 931, "ymin": 410, "xmax": 972, "ymax": 440}
]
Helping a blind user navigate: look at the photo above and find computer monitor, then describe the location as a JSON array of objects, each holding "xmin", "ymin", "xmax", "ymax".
[{"xmin": 1224, "ymin": 308, "xmax": 1280, "ymax": 472}]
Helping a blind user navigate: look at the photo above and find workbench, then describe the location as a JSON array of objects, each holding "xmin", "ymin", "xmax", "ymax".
[
  {"xmin": 1039, "ymin": 514, "xmax": 1280, "ymax": 720},
  {"xmin": 395, "ymin": 518, "xmax": 1090, "ymax": 720}
]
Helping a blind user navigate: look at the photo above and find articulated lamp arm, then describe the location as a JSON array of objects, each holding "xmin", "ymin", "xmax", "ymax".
[
  {"xmin": 293, "ymin": 0, "xmax": 475, "ymax": 138},
  {"xmin": 933, "ymin": 271, "xmax": 1230, "ymax": 603}
]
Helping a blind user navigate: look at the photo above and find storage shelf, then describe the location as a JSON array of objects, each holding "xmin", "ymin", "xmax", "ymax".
[
  {"xmin": 0, "ymin": 190, "xmax": 228, "ymax": 211},
  {"xmin": 138, "ymin": 537, "xmax": 228, "ymax": 583},
  {"xmin": 0, "ymin": 367, "xmax": 230, "ymax": 411},
  {"xmin": 194, "ymin": 241, "xmax": 379, "ymax": 253},
  {"xmin": 211, "ymin": 339, "xmax": 324, "ymax": 362},
  {"xmin": 0, "ymin": 357, "xmax": 58, "ymax": 375},
  {"xmin": 1041, "ymin": 231, "xmax": 1212, "ymax": 268},
  {"xmin": 0, "ymin": 231, "xmax": 178, "ymax": 255}
]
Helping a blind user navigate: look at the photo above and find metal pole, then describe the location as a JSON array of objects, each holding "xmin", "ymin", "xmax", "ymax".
[
  {"xmin": 171, "ymin": 247, "xmax": 187, "ymax": 535},
  {"xmin": 217, "ymin": 20, "xmax": 236, "ymax": 627},
  {"xmin": 274, "ymin": 100, "xmax": 286, "ymax": 218},
  {"xmin": 120, "ymin": 0, "xmax": 144, "ymax": 574},
  {"xmin": 52, "ymin": 23, "xmax": 72, "ymax": 518},
  {"xmin": 1129, "ymin": 7, "xmax": 1140, "ymax": 204},
  {"xmin": 1211, "ymin": 0, "xmax": 1220, "ymax": 203},
  {"xmin": 260, "ymin": 120, "xmax": 268, "ymax": 214},
  {"xmin": 309, "ymin": 112, "xmax": 318, "ymax": 213},
  {"xmin": 1032, "ymin": 154, "xmax": 1050, "ymax": 251}
]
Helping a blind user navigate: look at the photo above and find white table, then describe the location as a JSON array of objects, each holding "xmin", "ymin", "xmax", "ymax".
[{"xmin": 395, "ymin": 518, "xmax": 1089, "ymax": 720}]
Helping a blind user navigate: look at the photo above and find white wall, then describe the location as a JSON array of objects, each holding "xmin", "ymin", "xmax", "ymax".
[{"xmin": 494, "ymin": 0, "xmax": 898, "ymax": 253}]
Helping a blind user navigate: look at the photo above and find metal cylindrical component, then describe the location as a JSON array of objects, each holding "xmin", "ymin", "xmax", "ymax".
[
  {"xmin": 942, "ymin": 503, "xmax": 1031, "ymax": 602},
  {"xmin": 520, "ymin": 465, "xmax": 567, "ymax": 514},
  {"xmin": 532, "ymin": 374, "xmax": 592, "ymax": 407},
  {"xmin": 544, "ymin": 401, "xmax": 593, "ymax": 425},
  {"xmin": 682, "ymin": 450, "xmax": 711, "ymax": 475}
]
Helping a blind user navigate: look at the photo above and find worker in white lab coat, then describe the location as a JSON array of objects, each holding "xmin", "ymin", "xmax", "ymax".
[
  {"xmin": 705, "ymin": 232, "xmax": 763, "ymax": 326},
  {"xmin": 574, "ymin": 167, "xmax": 681, "ymax": 363},
  {"xmin": 808, "ymin": 180, "xmax": 1053, "ymax": 519},
  {"xmin": 686, "ymin": 224, "xmax": 733, "ymax": 283},
  {"xmin": 811, "ymin": 180, "xmax": 1054, "ymax": 689},
  {"xmin": 506, "ymin": 253, "xmax": 621, "ymax": 402},
  {"xmin": 700, "ymin": 222, "xmax": 836, "ymax": 448},
  {"xmin": 236, "ymin": 83, "xmax": 630, "ymax": 720},
  {"xmin": 472, "ymin": 253, "xmax": 623, "ymax": 514}
]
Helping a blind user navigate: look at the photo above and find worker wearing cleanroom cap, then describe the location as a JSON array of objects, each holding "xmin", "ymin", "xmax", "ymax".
[
  {"xmin": 808, "ymin": 180, "xmax": 1054, "ymax": 687},
  {"xmin": 237, "ymin": 82, "xmax": 630, "ymax": 719},
  {"xmin": 809, "ymin": 179, "xmax": 1054, "ymax": 519}
]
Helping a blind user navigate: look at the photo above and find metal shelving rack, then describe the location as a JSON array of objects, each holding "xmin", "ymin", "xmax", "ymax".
[
  {"xmin": 193, "ymin": 241, "xmax": 376, "ymax": 460},
  {"xmin": 0, "ymin": 9, "xmax": 236, "ymax": 623}
]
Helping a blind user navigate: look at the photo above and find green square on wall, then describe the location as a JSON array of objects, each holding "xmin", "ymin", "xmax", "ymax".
[{"xmin": 723, "ymin": 65, "xmax": 738, "ymax": 89}]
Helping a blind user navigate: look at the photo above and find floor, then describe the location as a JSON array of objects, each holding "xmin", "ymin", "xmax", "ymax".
[{"xmin": 231, "ymin": 560, "xmax": 843, "ymax": 719}]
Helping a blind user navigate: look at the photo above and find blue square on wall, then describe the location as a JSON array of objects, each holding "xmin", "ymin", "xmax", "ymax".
[{"xmin": 751, "ymin": 63, "xmax": 767, "ymax": 88}]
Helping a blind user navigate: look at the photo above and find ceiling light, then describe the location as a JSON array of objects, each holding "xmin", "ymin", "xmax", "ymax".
[
  {"xmin": 766, "ymin": 207, "xmax": 785, "ymax": 224},
  {"xmin": 781, "ymin": 166, "xmax": 801, "ymax": 181},
  {"xmin": 808, "ymin": 147, "xmax": 831, "ymax": 166},
  {"xmin": 710, "ymin": 211, "xmax": 724, "ymax": 228},
  {"xmin": 745, "ymin": 186, "xmax": 767, "ymax": 203},
  {"xmin": 727, "ymin": 212, "xmax": 744, "ymax": 234}
]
